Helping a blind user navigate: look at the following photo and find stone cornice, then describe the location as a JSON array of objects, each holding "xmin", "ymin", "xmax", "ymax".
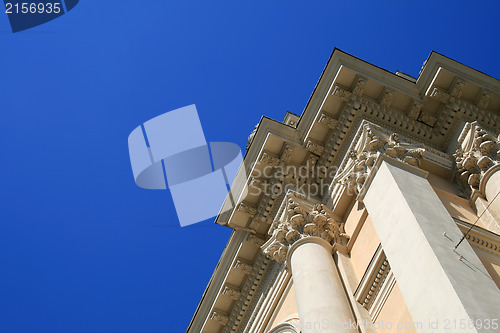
[{"xmin": 216, "ymin": 50, "xmax": 500, "ymax": 230}]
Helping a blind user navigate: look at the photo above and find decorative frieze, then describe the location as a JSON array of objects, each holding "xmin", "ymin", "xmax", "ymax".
[
  {"xmin": 454, "ymin": 121, "xmax": 500, "ymax": 198},
  {"xmin": 261, "ymin": 194, "xmax": 349, "ymax": 263}
]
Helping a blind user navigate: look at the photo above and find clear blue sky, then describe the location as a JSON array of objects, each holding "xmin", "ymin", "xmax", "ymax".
[{"xmin": 1, "ymin": 1, "xmax": 499, "ymax": 332}]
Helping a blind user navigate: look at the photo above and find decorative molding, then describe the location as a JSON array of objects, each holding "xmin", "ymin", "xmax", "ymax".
[
  {"xmin": 238, "ymin": 202, "xmax": 257, "ymax": 218},
  {"xmin": 224, "ymin": 253, "xmax": 274, "ymax": 333},
  {"xmin": 370, "ymin": 271, "xmax": 396, "ymax": 321},
  {"xmin": 318, "ymin": 99, "xmax": 438, "ymax": 183},
  {"xmin": 234, "ymin": 258, "xmax": 254, "ymax": 275},
  {"xmin": 418, "ymin": 112, "xmax": 437, "ymax": 127},
  {"xmin": 454, "ymin": 121, "xmax": 500, "ymax": 199},
  {"xmin": 246, "ymin": 234, "xmax": 265, "ymax": 247},
  {"xmin": 317, "ymin": 112, "xmax": 338, "ymax": 129},
  {"xmin": 354, "ymin": 245, "xmax": 392, "ymax": 318},
  {"xmin": 261, "ymin": 192, "xmax": 349, "ymax": 263},
  {"xmin": 378, "ymin": 87, "xmax": 394, "ymax": 109},
  {"xmin": 211, "ymin": 310, "xmax": 230, "ymax": 326},
  {"xmin": 476, "ymin": 89, "xmax": 492, "ymax": 110},
  {"xmin": 222, "ymin": 284, "xmax": 242, "ymax": 301},
  {"xmin": 454, "ymin": 218, "xmax": 500, "ymax": 257},
  {"xmin": 332, "ymin": 121, "xmax": 426, "ymax": 195},
  {"xmin": 407, "ymin": 100, "xmax": 423, "ymax": 120},
  {"xmin": 465, "ymin": 234, "xmax": 500, "ymax": 255},
  {"xmin": 260, "ymin": 152, "xmax": 280, "ymax": 167},
  {"xmin": 280, "ymin": 143, "xmax": 295, "ymax": 164},
  {"xmin": 331, "ymin": 84, "xmax": 352, "ymax": 102},
  {"xmin": 305, "ymin": 139, "xmax": 324, "ymax": 156},
  {"xmin": 246, "ymin": 124, "xmax": 259, "ymax": 150},
  {"xmin": 450, "ymin": 78, "xmax": 466, "ymax": 99},
  {"xmin": 352, "ymin": 75, "xmax": 367, "ymax": 96}
]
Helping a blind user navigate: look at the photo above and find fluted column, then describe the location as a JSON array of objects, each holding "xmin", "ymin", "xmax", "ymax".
[{"xmin": 262, "ymin": 194, "xmax": 356, "ymax": 333}]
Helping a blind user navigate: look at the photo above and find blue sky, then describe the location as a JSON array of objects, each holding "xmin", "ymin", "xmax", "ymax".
[{"xmin": 0, "ymin": 1, "xmax": 499, "ymax": 332}]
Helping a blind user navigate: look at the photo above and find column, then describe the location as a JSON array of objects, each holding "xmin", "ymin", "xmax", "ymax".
[
  {"xmin": 262, "ymin": 195, "xmax": 356, "ymax": 333},
  {"xmin": 362, "ymin": 159, "xmax": 500, "ymax": 333},
  {"xmin": 484, "ymin": 168, "xmax": 500, "ymax": 224},
  {"xmin": 288, "ymin": 237, "xmax": 357, "ymax": 333}
]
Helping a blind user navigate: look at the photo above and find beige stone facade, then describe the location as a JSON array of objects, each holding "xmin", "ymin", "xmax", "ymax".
[{"xmin": 187, "ymin": 50, "xmax": 500, "ymax": 333}]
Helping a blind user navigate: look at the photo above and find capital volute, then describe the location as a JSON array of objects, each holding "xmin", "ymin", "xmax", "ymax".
[
  {"xmin": 261, "ymin": 193, "xmax": 349, "ymax": 264},
  {"xmin": 454, "ymin": 121, "xmax": 500, "ymax": 199}
]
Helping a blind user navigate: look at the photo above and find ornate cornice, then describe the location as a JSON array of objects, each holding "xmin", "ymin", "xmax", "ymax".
[
  {"xmin": 261, "ymin": 193, "xmax": 349, "ymax": 263},
  {"xmin": 454, "ymin": 121, "xmax": 500, "ymax": 200},
  {"xmin": 224, "ymin": 253, "xmax": 274, "ymax": 333}
]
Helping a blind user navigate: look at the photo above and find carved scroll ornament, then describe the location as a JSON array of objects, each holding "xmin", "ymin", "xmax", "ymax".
[{"xmin": 261, "ymin": 194, "xmax": 349, "ymax": 263}]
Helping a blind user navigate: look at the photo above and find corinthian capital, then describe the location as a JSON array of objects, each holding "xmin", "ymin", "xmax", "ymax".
[
  {"xmin": 333, "ymin": 121, "xmax": 426, "ymax": 196},
  {"xmin": 454, "ymin": 122, "xmax": 500, "ymax": 198},
  {"xmin": 261, "ymin": 193, "xmax": 349, "ymax": 263}
]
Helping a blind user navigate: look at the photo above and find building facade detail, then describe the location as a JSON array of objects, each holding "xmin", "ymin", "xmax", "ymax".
[
  {"xmin": 454, "ymin": 121, "xmax": 500, "ymax": 198},
  {"xmin": 261, "ymin": 194, "xmax": 349, "ymax": 263},
  {"xmin": 333, "ymin": 121, "xmax": 426, "ymax": 195},
  {"xmin": 188, "ymin": 50, "xmax": 500, "ymax": 333}
]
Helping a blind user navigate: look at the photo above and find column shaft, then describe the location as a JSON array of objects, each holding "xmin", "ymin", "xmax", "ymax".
[{"xmin": 289, "ymin": 238, "xmax": 356, "ymax": 333}]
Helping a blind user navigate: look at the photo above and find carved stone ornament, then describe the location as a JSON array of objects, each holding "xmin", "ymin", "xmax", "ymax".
[
  {"xmin": 211, "ymin": 310, "xmax": 229, "ymax": 326},
  {"xmin": 246, "ymin": 124, "xmax": 259, "ymax": 150},
  {"xmin": 454, "ymin": 122, "xmax": 500, "ymax": 198},
  {"xmin": 261, "ymin": 193, "xmax": 349, "ymax": 263},
  {"xmin": 333, "ymin": 121, "xmax": 426, "ymax": 195}
]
